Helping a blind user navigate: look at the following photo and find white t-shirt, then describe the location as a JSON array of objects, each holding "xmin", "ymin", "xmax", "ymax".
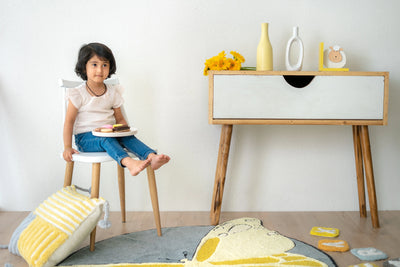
[{"xmin": 66, "ymin": 82, "xmax": 124, "ymax": 134}]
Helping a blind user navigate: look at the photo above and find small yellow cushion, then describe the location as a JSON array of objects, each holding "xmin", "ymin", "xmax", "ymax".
[
  {"xmin": 18, "ymin": 186, "xmax": 105, "ymax": 267},
  {"xmin": 310, "ymin": 226, "xmax": 339, "ymax": 237}
]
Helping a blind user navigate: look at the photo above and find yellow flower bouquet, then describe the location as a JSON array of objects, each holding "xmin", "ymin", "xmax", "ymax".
[{"xmin": 203, "ymin": 51, "xmax": 246, "ymax": 76}]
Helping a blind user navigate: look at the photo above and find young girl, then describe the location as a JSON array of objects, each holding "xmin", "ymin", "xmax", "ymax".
[{"xmin": 63, "ymin": 43, "xmax": 170, "ymax": 176}]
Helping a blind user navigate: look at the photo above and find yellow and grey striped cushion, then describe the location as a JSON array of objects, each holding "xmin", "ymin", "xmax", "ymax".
[{"xmin": 18, "ymin": 186, "xmax": 105, "ymax": 267}]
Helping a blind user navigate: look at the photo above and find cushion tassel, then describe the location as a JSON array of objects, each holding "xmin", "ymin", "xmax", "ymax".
[
  {"xmin": 74, "ymin": 185, "xmax": 91, "ymax": 194},
  {"xmin": 97, "ymin": 201, "xmax": 111, "ymax": 229}
]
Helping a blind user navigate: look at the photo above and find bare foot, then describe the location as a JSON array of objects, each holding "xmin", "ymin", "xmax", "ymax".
[
  {"xmin": 121, "ymin": 157, "xmax": 151, "ymax": 176},
  {"xmin": 148, "ymin": 154, "xmax": 170, "ymax": 170}
]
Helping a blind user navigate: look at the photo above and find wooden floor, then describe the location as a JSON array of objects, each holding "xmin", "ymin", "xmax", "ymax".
[{"xmin": 1, "ymin": 211, "xmax": 399, "ymax": 266}]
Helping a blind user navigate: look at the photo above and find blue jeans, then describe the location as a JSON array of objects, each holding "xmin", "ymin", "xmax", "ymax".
[{"xmin": 75, "ymin": 132, "xmax": 156, "ymax": 167}]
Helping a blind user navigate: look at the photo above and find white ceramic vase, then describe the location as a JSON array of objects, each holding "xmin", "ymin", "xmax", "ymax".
[{"xmin": 285, "ymin": 26, "xmax": 304, "ymax": 71}]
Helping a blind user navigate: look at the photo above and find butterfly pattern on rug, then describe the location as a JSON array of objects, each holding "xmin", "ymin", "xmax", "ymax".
[{"xmin": 187, "ymin": 217, "xmax": 327, "ymax": 266}]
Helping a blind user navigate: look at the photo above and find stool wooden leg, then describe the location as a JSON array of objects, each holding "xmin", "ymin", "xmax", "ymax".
[
  {"xmin": 64, "ymin": 161, "xmax": 74, "ymax": 187},
  {"xmin": 210, "ymin": 124, "xmax": 233, "ymax": 225},
  {"xmin": 146, "ymin": 166, "xmax": 162, "ymax": 236},
  {"xmin": 352, "ymin": 126, "xmax": 367, "ymax": 217},
  {"xmin": 360, "ymin": 126, "xmax": 380, "ymax": 228},
  {"xmin": 117, "ymin": 164, "xmax": 126, "ymax": 223},
  {"xmin": 90, "ymin": 163, "xmax": 101, "ymax": 251}
]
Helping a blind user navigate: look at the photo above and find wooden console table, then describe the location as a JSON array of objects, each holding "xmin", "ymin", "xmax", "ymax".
[{"xmin": 208, "ymin": 71, "xmax": 389, "ymax": 228}]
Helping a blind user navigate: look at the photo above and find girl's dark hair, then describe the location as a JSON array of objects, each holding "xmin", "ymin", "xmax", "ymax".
[{"xmin": 75, "ymin": 43, "xmax": 116, "ymax": 80}]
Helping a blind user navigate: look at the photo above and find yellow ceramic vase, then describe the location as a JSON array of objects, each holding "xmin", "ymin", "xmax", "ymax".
[{"xmin": 256, "ymin": 23, "xmax": 273, "ymax": 71}]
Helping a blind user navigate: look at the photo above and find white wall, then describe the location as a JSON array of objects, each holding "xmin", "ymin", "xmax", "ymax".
[{"xmin": 1, "ymin": 0, "xmax": 399, "ymax": 213}]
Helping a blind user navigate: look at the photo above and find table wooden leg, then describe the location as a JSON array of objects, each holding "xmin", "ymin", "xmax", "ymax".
[
  {"xmin": 210, "ymin": 124, "xmax": 233, "ymax": 225},
  {"xmin": 352, "ymin": 126, "xmax": 367, "ymax": 218},
  {"xmin": 360, "ymin": 125, "xmax": 380, "ymax": 228}
]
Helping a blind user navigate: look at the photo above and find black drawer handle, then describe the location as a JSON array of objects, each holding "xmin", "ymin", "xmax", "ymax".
[{"xmin": 283, "ymin": 75, "xmax": 315, "ymax": 88}]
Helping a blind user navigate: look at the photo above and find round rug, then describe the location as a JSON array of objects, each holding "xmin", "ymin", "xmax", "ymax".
[{"xmin": 59, "ymin": 225, "xmax": 336, "ymax": 266}]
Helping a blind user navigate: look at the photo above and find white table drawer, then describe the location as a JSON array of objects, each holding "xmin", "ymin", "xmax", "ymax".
[{"xmin": 210, "ymin": 72, "xmax": 388, "ymax": 125}]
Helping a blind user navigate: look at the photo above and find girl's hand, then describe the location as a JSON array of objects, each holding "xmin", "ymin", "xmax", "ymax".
[{"xmin": 63, "ymin": 147, "xmax": 79, "ymax": 162}]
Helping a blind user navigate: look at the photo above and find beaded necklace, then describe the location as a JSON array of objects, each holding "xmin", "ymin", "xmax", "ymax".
[{"xmin": 86, "ymin": 82, "xmax": 107, "ymax": 97}]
